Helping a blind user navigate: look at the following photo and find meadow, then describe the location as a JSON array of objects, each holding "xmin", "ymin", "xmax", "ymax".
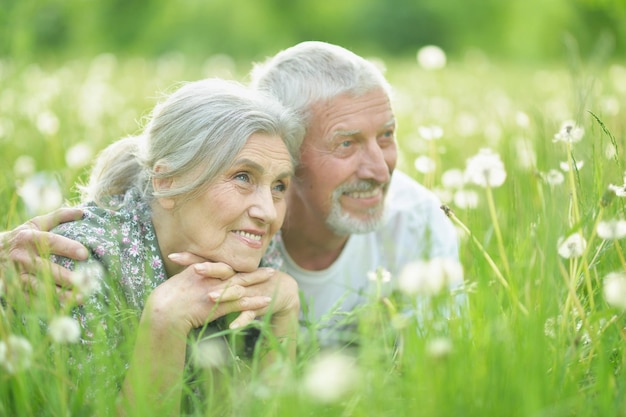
[{"xmin": 1, "ymin": 49, "xmax": 626, "ymax": 416}]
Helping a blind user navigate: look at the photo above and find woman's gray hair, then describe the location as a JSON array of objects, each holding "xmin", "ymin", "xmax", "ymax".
[
  {"xmin": 249, "ymin": 41, "xmax": 393, "ymax": 128},
  {"xmin": 82, "ymin": 78, "xmax": 304, "ymax": 207}
]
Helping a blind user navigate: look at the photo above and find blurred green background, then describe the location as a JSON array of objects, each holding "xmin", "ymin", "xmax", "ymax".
[{"xmin": 2, "ymin": 0, "xmax": 625, "ymax": 64}]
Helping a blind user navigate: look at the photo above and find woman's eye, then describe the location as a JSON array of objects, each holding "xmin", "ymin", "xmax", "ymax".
[
  {"xmin": 234, "ymin": 173, "xmax": 250, "ymax": 182},
  {"xmin": 340, "ymin": 140, "xmax": 352, "ymax": 148}
]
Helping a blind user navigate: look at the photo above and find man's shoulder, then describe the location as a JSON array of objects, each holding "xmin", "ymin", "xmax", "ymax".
[{"xmin": 387, "ymin": 171, "xmax": 443, "ymax": 211}]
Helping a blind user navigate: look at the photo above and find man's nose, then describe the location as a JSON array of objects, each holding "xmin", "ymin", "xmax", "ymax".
[{"xmin": 357, "ymin": 141, "xmax": 391, "ymax": 184}]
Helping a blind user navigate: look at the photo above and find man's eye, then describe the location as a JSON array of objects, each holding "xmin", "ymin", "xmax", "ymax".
[
  {"xmin": 273, "ymin": 181, "xmax": 287, "ymax": 193},
  {"xmin": 340, "ymin": 140, "xmax": 352, "ymax": 148}
]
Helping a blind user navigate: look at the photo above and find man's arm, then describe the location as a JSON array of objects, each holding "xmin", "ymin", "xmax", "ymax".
[{"xmin": 1, "ymin": 207, "xmax": 89, "ymax": 296}]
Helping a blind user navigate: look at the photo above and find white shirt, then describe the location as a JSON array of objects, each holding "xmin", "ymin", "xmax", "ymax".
[{"xmin": 276, "ymin": 171, "xmax": 459, "ymax": 344}]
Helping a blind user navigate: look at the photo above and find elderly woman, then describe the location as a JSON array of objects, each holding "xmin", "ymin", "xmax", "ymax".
[{"xmin": 48, "ymin": 78, "xmax": 304, "ymax": 415}]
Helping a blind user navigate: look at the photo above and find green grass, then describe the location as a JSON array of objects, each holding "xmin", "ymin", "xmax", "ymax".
[{"xmin": 1, "ymin": 52, "xmax": 626, "ymax": 416}]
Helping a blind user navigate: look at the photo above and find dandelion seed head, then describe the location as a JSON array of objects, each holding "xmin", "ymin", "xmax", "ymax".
[
  {"xmin": 13, "ymin": 155, "xmax": 36, "ymax": 178},
  {"xmin": 70, "ymin": 262, "xmax": 103, "ymax": 298},
  {"xmin": 414, "ymin": 155, "xmax": 436, "ymax": 174},
  {"xmin": 0, "ymin": 335, "xmax": 33, "ymax": 374},
  {"xmin": 559, "ymin": 160, "xmax": 584, "ymax": 172},
  {"xmin": 17, "ymin": 172, "xmax": 64, "ymax": 215},
  {"xmin": 441, "ymin": 169, "xmax": 465, "ymax": 190},
  {"xmin": 453, "ymin": 189, "xmax": 479, "ymax": 209},
  {"xmin": 553, "ymin": 120, "xmax": 584, "ymax": 144},
  {"xmin": 418, "ymin": 125, "xmax": 444, "ymax": 141},
  {"xmin": 597, "ymin": 219, "xmax": 626, "ymax": 240},
  {"xmin": 603, "ymin": 272, "xmax": 626, "ymax": 310},
  {"xmin": 557, "ymin": 233, "xmax": 586, "ymax": 259},
  {"xmin": 604, "ymin": 143, "xmax": 618, "ymax": 160},
  {"xmin": 302, "ymin": 352, "xmax": 360, "ymax": 403},
  {"xmin": 193, "ymin": 338, "xmax": 229, "ymax": 369},
  {"xmin": 417, "ymin": 45, "xmax": 446, "ymax": 70},
  {"xmin": 48, "ymin": 316, "xmax": 81, "ymax": 344},
  {"xmin": 65, "ymin": 142, "xmax": 94, "ymax": 168},
  {"xmin": 545, "ymin": 169, "xmax": 564, "ymax": 186},
  {"xmin": 515, "ymin": 111, "xmax": 530, "ymax": 128},
  {"xmin": 464, "ymin": 148, "xmax": 507, "ymax": 188},
  {"xmin": 608, "ymin": 183, "xmax": 626, "ymax": 197},
  {"xmin": 426, "ymin": 337, "xmax": 453, "ymax": 359},
  {"xmin": 398, "ymin": 258, "xmax": 463, "ymax": 296},
  {"xmin": 36, "ymin": 110, "xmax": 60, "ymax": 136},
  {"xmin": 367, "ymin": 267, "xmax": 391, "ymax": 283},
  {"xmin": 514, "ymin": 138, "xmax": 536, "ymax": 170}
]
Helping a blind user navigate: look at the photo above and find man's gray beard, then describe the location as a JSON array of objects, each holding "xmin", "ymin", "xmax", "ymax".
[{"xmin": 325, "ymin": 186, "xmax": 385, "ymax": 235}]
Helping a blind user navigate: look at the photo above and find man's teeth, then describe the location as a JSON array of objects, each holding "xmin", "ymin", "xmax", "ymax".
[
  {"xmin": 346, "ymin": 189, "xmax": 379, "ymax": 198},
  {"xmin": 234, "ymin": 231, "xmax": 261, "ymax": 241}
]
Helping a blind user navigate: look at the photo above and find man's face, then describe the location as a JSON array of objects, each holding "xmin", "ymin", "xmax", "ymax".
[{"xmin": 291, "ymin": 87, "xmax": 397, "ymax": 235}]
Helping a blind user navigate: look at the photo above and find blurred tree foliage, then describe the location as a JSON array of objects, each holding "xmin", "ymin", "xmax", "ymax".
[{"xmin": 1, "ymin": 0, "xmax": 625, "ymax": 63}]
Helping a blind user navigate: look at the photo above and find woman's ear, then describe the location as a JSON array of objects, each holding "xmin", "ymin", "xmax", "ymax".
[{"xmin": 153, "ymin": 163, "xmax": 176, "ymax": 210}]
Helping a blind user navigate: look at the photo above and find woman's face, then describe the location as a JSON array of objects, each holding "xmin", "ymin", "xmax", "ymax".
[{"xmin": 160, "ymin": 133, "xmax": 293, "ymax": 272}]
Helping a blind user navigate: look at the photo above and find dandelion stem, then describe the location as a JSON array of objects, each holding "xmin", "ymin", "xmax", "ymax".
[
  {"xmin": 613, "ymin": 240, "xmax": 626, "ymax": 271},
  {"xmin": 485, "ymin": 184, "xmax": 512, "ymax": 282},
  {"xmin": 442, "ymin": 206, "xmax": 528, "ymax": 315},
  {"xmin": 566, "ymin": 142, "xmax": 581, "ymax": 226}
]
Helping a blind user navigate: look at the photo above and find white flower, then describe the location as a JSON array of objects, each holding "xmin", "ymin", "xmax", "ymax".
[
  {"xmin": 36, "ymin": 110, "xmax": 60, "ymax": 136},
  {"xmin": 453, "ymin": 190, "xmax": 479, "ymax": 209},
  {"xmin": 597, "ymin": 219, "xmax": 626, "ymax": 240},
  {"xmin": 13, "ymin": 155, "xmax": 36, "ymax": 178},
  {"xmin": 0, "ymin": 335, "xmax": 33, "ymax": 374},
  {"xmin": 553, "ymin": 120, "xmax": 584, "ymax": 143},
  {"xmin": 70, "ymin": 262, "xmax": 103, "ymax": 298},
  {"xmin": 603, "ymin": 272, "xmax": 626, "ymax": 310},
  {"xmin": 464, "ymin": 148, "xmax": 507, "ymax": 188},
  {"xmin": 417, "ymin": 45, "xmax": 447, "ymax": 70},
  {"xmin": 559, "ymin": 160, "xmax": 584, "ymax": 172},
  {"xmin": 367, "ymin": 267, "xmax": 391, "ymax": 283},
  {"xmin": 608, "ymin": 183, "xmax": 626, "ymax": 197},
  {"xmin": 48, "ymin": 316, "xmax": 81, "ymax": 344},
  {"xmin": 426, "ymin": 337, "xmax": 453, "ymax": 359},
  {"xmin": 65, "ymin": 142, "xmax": 94, "ymax": 168},
  {"xmin": 557, "ymin": 233, "xmax": 587, "ymax": 259},
  {"xmin": 17, "ymin": 172, "xmax": 64, "ymax": 216},
  {"xmin": 398, "ymin": 258, "xmax": 464, "ymax": 296},
  {"xmin": 302, "ymin": 352, "xmax": 360, "ymax": 403},
  {"xmin": 545, "ymin": 169, "xmax": 565, "ymax": 186},
  {"xmin": 193, "ymin": 338, "xmax": 229, "ymax": 369},
  {"xmin": 441, "ymin": 169, "xmax": 465, "ymax": 189},
  {"xmin": 414, "ymin": 155, "xmax": 436, "ymax": 174},
  {"xmin": 418, "ymin": 125, "xmax": 444, "ymax": 141}
]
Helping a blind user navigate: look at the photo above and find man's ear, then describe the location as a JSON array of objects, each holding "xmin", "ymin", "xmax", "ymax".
[{"xmin": 153, "ymin": 163, "xmax": 176, "ymax": 210}]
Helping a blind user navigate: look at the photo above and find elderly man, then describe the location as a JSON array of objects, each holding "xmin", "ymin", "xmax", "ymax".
[{"xmin": 1, "ymin": 41, "xmax": 459, "ymax": 344}]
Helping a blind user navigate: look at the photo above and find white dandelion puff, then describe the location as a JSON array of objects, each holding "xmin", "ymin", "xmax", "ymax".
[
  {"xmin": 608, "ymin": 183, "xmax": 626, "ymax": 197},
  {"xmin": 70, "ymin": 262, "xmax": 103, "ymax": 298},
  {"xmin": 553, "ymin": 120, "xmax": 584, "ymax": 144},
  {"xmin": 557, "ymin": 233, "xmax": 587, "ymax": 259},
  {"xmin": 367, "ymin": 267, "xmax": 391, "ymax": 283},
  {"xmin": 559, "ymin": 160, "xmax": 584, "ymax": 172},
  {"xmin": 302, "ymin": 352, "xmax": 360, "ymax": 403},
  {"xmin": 17, "ymin": 172, "xmax": 64, "ymax": 216},
  {"xmin": 426, "ymin": 337, "xmax": 453, "ymax": 359},
  {"xmin": 36, "ymin": 110, "xmax": 60, "ymax": 136},
  {"xmin": 48, "ymin": 316, "xmax": 81, "ymax": 344},
  {"xmin": 398, "ymin": 258, "xmax": 463, "ymax": 296},
  {"xmin": 597, "ymin": 219, "xmax": 626, "ymax": 240},
  {"xmin": 414, "ymin": 155, "xmax": 436, "ymax": 174},
  {"xmin": 418, "ymin": 125, "xmax": 444, "ymax": 141},
  {"xmin": 65, "ymin": 142, "xmax": 94, "ymax": 168},
  {"xmin": 441, "ymin": 169, "xmax": 465, "ymax": 190},
  {"xmin": 464, "ymin": 148, "xmax": 507, "ymax": 188},
  {"xmin": 453, "ymin": 190, "xmax": 479, "ymax": 209},
  {"xmin": 13, "ymin": 155, "xmax": 36, "ymax": 178},
  {"xmin": 0, "ymin": 335, "xmax": 33, "ymax": 374},
  {"xmin": 193, "ymin": 338, "xmax": 229, "ymax": 369},
  {"xmin": 545, "ymin": 169, "xmax": 565, "ymax": 186},
  {"xmin": 417, "ymin": 45, "xmax": 446, "ymax": 70},
  {"xmin": 603, "ymin": 272, "xmax": 626, "ymax": 310}
]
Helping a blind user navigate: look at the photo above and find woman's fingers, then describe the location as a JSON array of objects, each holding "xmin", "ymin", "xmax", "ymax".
[{"xmin": 229, "ymin": 310, "xmax": 258, "ymax": 329}]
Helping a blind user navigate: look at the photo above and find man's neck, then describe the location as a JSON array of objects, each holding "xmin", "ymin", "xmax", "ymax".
[{"xmin": 281, "ymin": 221, "xmax": 349, "ymax": 271}]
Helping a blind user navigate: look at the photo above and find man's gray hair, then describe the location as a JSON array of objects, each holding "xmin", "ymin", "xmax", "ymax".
[{"xmin": 250, "ymin": 41, "xmax": 392, "ymax": 128}]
